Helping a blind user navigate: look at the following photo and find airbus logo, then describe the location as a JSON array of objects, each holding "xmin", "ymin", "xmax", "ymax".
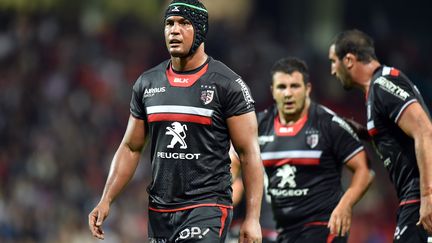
[
  {"xmin": 144, "ymin": 87, "xmax": 166, "ymax": 98},
  {"xmin": 258, "ymin": 135, "xmax": 274, "ymax": 145}
]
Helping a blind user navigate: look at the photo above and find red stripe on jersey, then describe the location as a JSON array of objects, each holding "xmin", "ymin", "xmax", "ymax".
[
  {"xmin": 274, "ymin": 114, "xmax": 308, "ymax": 136},
  {"xmin": 166, "ymin": 63, "xmax": 209, "ymax": 87},
  {"xmin": 399, "ymin": 199, "xmax": 420, "ymax": 206},
  {"xmin": 304, "ymin": 221, "xmax": 328, "ymax": 227},
  {"xmin": 390, "ymin": 68, "xmax": 400, "ymax": 77},
  {"xmin": 262, "ymin": 228, "xmax": 278, "ymax": 238},
  {"xmin": 368, "ymin": 128, "xmax": 378, "ymax": 136},
  {"xmin": 327, "ymin": 233, "xmax": 336, "ymax": 243},
  {"xmin": 263, "ymin": 158, "xmax": 320, "ymax": 167},
  {"xmin": 148, "ymin": 113, "xmax": 212, "ymax": 125},
  {"xmin": 148, "ymin": 203, "xmax": 233, "ymax": 213},
  {"xmin": 219, "ymin": 207, "xmax": 228, "ymax": 237}
]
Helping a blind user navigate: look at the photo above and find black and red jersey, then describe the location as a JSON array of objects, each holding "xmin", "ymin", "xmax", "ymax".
[
  {"xmin": 366, "ymin": 66, "xmax": 430, "ymax": 204},
  {"xmin": 257, "ymin": 102, "xmax": 364, "ymax": 230},
  {"xmin": 130, "ymin": 57, "xmax": 255, "ymax": 211}
]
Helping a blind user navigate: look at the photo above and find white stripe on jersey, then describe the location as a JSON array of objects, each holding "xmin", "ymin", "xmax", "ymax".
[
  {"xmin": 395, "ymin": 99, "xmax": 417, "ymax": 123},
  {"xmin": 382, "ymin": 66, "xmax": 391, "ymax": 76},
  {"xmin": 261, "ymin": 150, "xmax": 322, "ymax": 160},
  {"xmin": 147, "ymin": 105, "xmax": 214, "ymax": 117},
  {"xmin": 343, "ymin": 146, "xmax": 364, "ymax": 163},
  {"xmin": 367, "ymin": 120, "xmax": 375, "ymax": 130}
]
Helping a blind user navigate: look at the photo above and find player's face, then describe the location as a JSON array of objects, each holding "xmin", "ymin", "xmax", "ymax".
[
  {"xmin": 329, "ymin": 44, "xmax": 354, "ymax": 90},
  {"xmin": 164, "ymin": 16, "xmax": 194, "ymax": 57},
  {"xmin": 271, "ymin": 71, "xmax": 311, "ymax": 119}
]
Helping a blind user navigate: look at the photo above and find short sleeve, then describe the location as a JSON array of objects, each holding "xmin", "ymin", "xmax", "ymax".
[
  {"xmin": 130, "ymin": 76, "xmax": 147, "ymax": 120},
  {"xmin": 329, "ymin": 116, "xmax": 364, "ymax": 164},
  {"xmin": 223, "ymin": 78, "xmax": 255, "ymax": 117},
  {"xmin": 372, "ymin": 76, "xmax": 417, "ymax": 123}
]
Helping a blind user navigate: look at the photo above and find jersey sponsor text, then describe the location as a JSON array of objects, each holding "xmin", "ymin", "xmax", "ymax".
[
  {"xmin": 375, "ymin": 77, "xmax": 410, "ymax": 100},
  {"xmin": 157, "ymin": 151, "xmax": 201, "ymax": 160},
  {"xmin": 144, "ymin": 87, "xmax": 166, "ymax": 97}
]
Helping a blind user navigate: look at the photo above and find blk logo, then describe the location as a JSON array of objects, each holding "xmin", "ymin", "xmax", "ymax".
[
  {"xmin": 166, "ymin": 122, "xmax": 188, "ymax": 149},
  {"xmin": 276, "ymin": 165, "xmax": 297, "ymax": 188}
]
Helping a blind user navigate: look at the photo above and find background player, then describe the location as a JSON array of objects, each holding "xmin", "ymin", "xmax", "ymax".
[
  {"xmin": 329, "ymin": 29, "xmax": 432, "ymax": 242},
  {"xmin": 88, "ymin": 0, "xmax": 264, "ymax": 242},
  {"xmin": 258, "ymin": 57, "xmax": 374, "ymax": 242}
]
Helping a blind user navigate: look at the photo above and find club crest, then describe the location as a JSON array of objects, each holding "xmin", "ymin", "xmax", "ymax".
[
  {"xmin": 200, "ymin": 90, "xmax": 214, "ymax": 105},
  {"xmin": 306, "ymin": 133, "xmax": 319, "ymax": 149}
]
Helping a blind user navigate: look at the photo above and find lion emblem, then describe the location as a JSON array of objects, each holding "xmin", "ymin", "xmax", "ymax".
[
  {"xmin": 165, "ymin": 122, "xmax": 188, "ymax": 149},
  {"xmin": 276, "ymin": 165, "xmax": 297, "ymax": 188}
]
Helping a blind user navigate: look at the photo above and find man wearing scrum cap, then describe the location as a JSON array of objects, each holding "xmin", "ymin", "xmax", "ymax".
[{"xmin": 88, "ymin": 0, "xmax": 264, "ymax": 242}]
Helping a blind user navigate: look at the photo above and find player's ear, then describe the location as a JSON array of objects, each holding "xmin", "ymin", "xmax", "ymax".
[
  {"xmin": 343, "ymin": 53, "xmax": 356, "ymax": 68},
  {"xmin": 306, "ymin": 82, "xmax": 312, "ymax": 96}
]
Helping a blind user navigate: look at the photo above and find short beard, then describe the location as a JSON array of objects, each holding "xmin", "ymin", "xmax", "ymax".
[
  {"xmin": 342, "ymin": 83, "xmax": 353, "ymax": 90},
  {"xmin": 170, "ymin": 51, "xmax": 189, "ymax": 58}
]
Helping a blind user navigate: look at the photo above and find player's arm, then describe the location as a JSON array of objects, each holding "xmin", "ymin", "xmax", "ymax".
[
  {"xmin": 88, "ymin": 115, "xmax": 147, "ymax": 239},
  {"xmin": 329, "ymin": 150, "xmax": 374, "ymax": 236},
  {"xmin": 397, "ymin": 102, "xmax": 432, "ymax": 233},
  {"xmin": 228, "ymin": 111, "xmax": 263, "ymax": 243}
]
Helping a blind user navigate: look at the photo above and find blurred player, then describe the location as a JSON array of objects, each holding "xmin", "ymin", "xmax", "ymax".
[
  {"xmin": 329, "ymin": 29, "xmax": 432, "ymax": 242},
  {"xmin": 258, "ymin": 57, "xmax": 373, "ymax": 242},
  {"xmin": 88, "ymin": 0, "xmax": 263, "ymax": 242}
]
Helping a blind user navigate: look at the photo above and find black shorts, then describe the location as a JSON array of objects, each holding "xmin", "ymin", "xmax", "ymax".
[
  {"xmin": 394, "ymin": 202, "xmax": 430, "ymax": 242},
  {"xmin": 148, "ymin": 206, "xmax": 233, "ymax": 243},
  {"xmin": 277, "ymin": 222, "xmax": 347, "ymax": 243}
]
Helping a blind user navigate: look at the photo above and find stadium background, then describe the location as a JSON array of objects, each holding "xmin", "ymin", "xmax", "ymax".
[{"xmin": 0, "ymin": 0, "xmax": 431, "ymax": 242}]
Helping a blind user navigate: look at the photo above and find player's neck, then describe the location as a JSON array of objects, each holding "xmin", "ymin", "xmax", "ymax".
[
  {"xmin": 357, "ymin": 60, "xmax": 381, "ymax": 94},
  {"xmin": 171, "ymin": 46, "xmax": 208, "ymax": 72},
  {"xmin": 279, "ymin": 98, "xmax": 310, "ymax": 125}
]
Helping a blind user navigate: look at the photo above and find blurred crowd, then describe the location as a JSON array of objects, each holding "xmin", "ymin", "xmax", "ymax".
[{"xmin": 0, "ymin": 0, "xmax": 431, "ymax": 242}]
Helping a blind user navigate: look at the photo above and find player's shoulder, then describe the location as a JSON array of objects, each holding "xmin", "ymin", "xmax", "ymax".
[
  {"xmin": 313, "ymin": 103, "xmax": 336, "ymax": 121},
  {"xmin": 377, "ymin": 66, "xmax": 405, "ymax": 79},
  {"xmin": 313, "ymin": 103, "xmax": 350, "ymax": 129},
  {"xmin": 371, "ymin": 65, "xmax": 412, "ymax": 99},
  {"xmin": 373, "ymin": 66, "xmax": 410, "ymax": 87},
  {"xmin": 207, "ymin": 57, "xmax": 241, "ymax": 82},
  {"xmin": 315, "ymin": 104, "xmax": 359, "ymax": 139},
  {"xmin": 136, "ymin": 60, "xmax": 170, "ymax": 85}
]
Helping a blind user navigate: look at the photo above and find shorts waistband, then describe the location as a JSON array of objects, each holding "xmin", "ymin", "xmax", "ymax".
[{"xmin": 149, "ymin": 203, "xmax": 233, "ymax": 212}]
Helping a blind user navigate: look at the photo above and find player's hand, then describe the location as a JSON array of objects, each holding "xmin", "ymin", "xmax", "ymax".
[
  {"xmin": 88, "ymin": 201, "xmax": 110, "ymax": 240},
  {"xmin": 417, "ymin": 194, "xmax": 432, "ymax": 234},
  {"xmin": 239, "ymin": 218, "xmax": 262, "ymax": 243},
  {"xmin": 328, "ymin": 203, "xmax": 352, "ymax": 237}
]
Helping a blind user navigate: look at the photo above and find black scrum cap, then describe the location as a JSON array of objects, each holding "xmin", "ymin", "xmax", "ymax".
[{"xmin": 165, "ymin": 0, "xmax": 209, "ymax": 55}]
